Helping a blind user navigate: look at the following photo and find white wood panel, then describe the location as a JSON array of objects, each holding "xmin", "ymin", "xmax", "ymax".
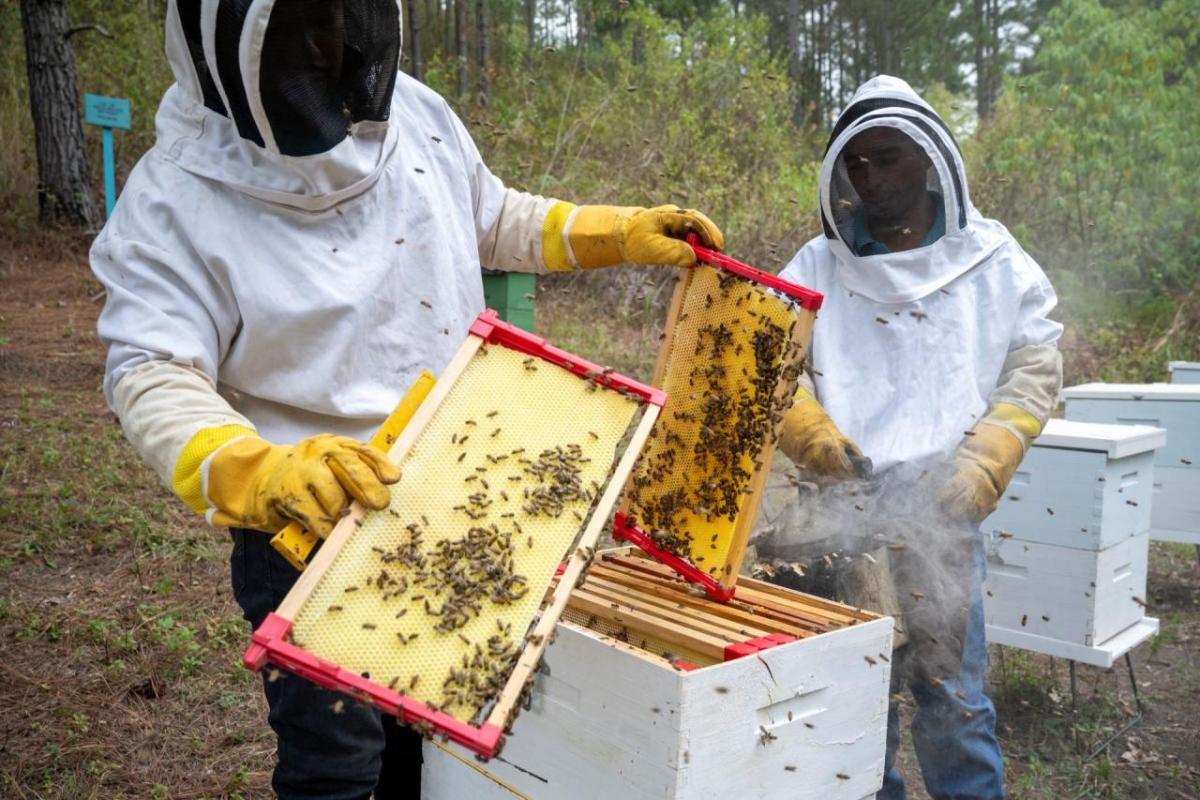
[
  {"xmin": 1168, "ymin": 362, "xmax": 1200, "ymax": 385},
  {"xmin": 1036, "ymin": 419, "xmax": 1166, "ymax": 458},
  {"xmin": 983, "ymin": 532, "xmax": 1150, "ymax": 647},
  {"xmin": 985, "ymin": 617, "xmax": 1159, "ymax": 668},
  {"xmin": 984, "ymin": 447, "xmax": 1154, "ymax": 551},
  {"xmin": 423, "ymin": 615, "xmax": 894, "ymax": 800},
  {"xmin": 1063, "ymin": 383, "xmax": 1200, "ymax": 400},
  {"xmin": 1150, "ymin": 466, "xmax": 1200, "ymax": 544},
  {"xmin": 1064, "ymin": 390, "xmax": 1200, "ymax": 467}
]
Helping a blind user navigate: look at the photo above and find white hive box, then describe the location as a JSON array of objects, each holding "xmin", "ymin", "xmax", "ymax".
[
  {"xmin": 1169, "ymin": 361, "xmax": 1200, "ymax": 384},
  {"xmin": 1063, "ymin": 383, "xmax": 1200, "ymax": 545},
  {"xmin": 982, "ymin": 419, "xmax": 1164, "ymax": 551},
  {"xmin": 983, "ymin": 530, "xmax": 1149, "ymax": 646},
  {"xmin": 982, "ymin": 530, "xmax": 1158, "ymax": 668},
  {"xmin": 422, "ymin": 588, "xmax": 894, "ymax": 799}
]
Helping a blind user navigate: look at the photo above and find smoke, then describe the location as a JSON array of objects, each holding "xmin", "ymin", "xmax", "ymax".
[{"xmin": 752, "ymin": 460, "xmax": 978, "ymax": 684}]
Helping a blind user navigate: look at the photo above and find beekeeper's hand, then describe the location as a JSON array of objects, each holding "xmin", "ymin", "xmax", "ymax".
[
  {"xmin": 778, "ymin": 387, "xmax": 863, "ymax": 479},
  {"xmin": 567, "ymin": 205, "xmax": 724, "ymax": 269},
  {"xmin": 206, "ymin": 434, "xmax": 400, "ymax": 537},
  {"xmin": 938, "ymin": 421, "xmax": 1027, "ymax": 523}
]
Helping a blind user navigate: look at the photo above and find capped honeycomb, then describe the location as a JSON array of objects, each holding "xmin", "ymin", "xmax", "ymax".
[{"xmin": 289, "ymin": 342, "xmax": 641, "ymax": 723}]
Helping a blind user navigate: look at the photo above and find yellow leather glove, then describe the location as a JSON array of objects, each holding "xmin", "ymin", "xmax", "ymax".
[
  {"xmin": 777, "ymin": 388, "xmax": 863, "ymax": 479},
  {"xmin": 207, "ymin": 434, "xmax": 401, "ymax": 537},
  {"xmin": 939, "ymin": 404, "xmax": 1039, "ymax": 522},
  {"xmin": 565, "ymin": 204, "xmax": 724, "ymax": 269}
]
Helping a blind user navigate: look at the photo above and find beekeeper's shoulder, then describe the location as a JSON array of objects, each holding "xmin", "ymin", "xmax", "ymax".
[
  {"xmin": 392, "ymin": 72, "xmax": 470, "ymax": 137},
  {"xmin": 780, "ymin": 234, "xmax": 835, "ymax": 293}
]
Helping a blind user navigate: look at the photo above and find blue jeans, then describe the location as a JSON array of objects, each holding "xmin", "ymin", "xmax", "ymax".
[
  {"xmin": 230, "ymin": 529, "xmax": 423, "ymax": 799},
  {"xmin": 879, "ymin": 544, "xmax": 1005, "ymax": 800}
]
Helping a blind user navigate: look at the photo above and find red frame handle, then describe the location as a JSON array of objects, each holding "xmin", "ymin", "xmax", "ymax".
[
  {"xmin": 686, "ymin": 233, "xmax": 823, "ymax": 311},
  {"xmin": 470, "ymin": 310, "xmax": 667, "ymax": 407}
]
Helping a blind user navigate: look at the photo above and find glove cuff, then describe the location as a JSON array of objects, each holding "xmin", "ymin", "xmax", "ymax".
[
  {"xmin": 566, "ymin": 205, "xmax": 643, "ymax": 268},
  {"xmin": 540, "ymin": 200, "xmax": 578, "ymax": 272},
  {"xmin": 959, "ymin": 422, "xmax": 1026, "ymax": 497},
  {"xmin": 171, "ymin": 424, "xmax": 257, "ymax": 515},
  {"xmin": 980, "ymin": 402, "xmax": 1043, "ymax": 450}
]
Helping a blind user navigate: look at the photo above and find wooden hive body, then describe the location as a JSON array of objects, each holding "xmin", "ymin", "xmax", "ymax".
[
  {"xmin": 1063, "ymin": 383, "xmax": 1200, "ymax": 545},
  {"xmin": 422, "ymin": 551, "xmax": 893, "ymax": 800},
  {"xmin": 1168, "ymin": 361, "xmax": 1200, "ymax": 385},
  {"xmin": 983, "ymin": 530, "xmax": 1150, "ymax": 645},
  {"xmin": 983, "ymin": 419, "xmax": 1164, "ymax": 551}
]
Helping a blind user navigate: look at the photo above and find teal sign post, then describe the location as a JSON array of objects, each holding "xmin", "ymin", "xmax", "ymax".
[{"xmin": 83, "ymin": 94, "xmax": 131, "ymax": 220}]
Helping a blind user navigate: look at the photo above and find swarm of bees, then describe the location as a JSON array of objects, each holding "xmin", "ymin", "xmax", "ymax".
[
  {"xmin": 331, "ymin": 399, "xmax": 606, "ymax": 723},
  {"xmin": 623, "ymin": 268, "xmax": 807, "ymax": 574}
]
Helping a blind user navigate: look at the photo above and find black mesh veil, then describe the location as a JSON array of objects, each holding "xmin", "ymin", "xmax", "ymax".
[
  {"xmin": 258, "ymin": 0, "xmax": 400, "ymax": 156},
  {"xmin": 214, "ymin": 0, "xmax": 265, "ymax": 147},
  {"xmin": 203, "ymin": 0, "xmax": 400, "ymax": 156},
  {"xmin": 827, "ymin": 127, "xmax": 945, "ymax": 250},
  {"xmin": 177, "ymin": 0, "xmax": 227, "ymax": 115},
  {"xmin": 342, "ymin": 1, "xmax": 401, "ymax": 124},
  {"xmin": 258, "ymin": 0, "xmax": 347, "ymax": 155}
]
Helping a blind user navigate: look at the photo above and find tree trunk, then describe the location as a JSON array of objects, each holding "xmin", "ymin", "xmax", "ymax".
[
  {"xmin": 455, "ymin": 0, "xmax": 467, "ymax": 102},
  {"xmin": 475, "ymin": 0, "xmax": 490, "ymax": 105},
  {"xmin": 19, "ymin": 0, "xmax": 98, "ymax": 228},
  {"xmin": 423, "ymin": 0, "xmax": 436, "ymax": 59},
  {"xmin": 786, "ymin": 0, "xmax": 803, "ymax": 127},
  {"xmin": 576, "ymin": 0, "xmax": 591, "ymax": 49},
  {"xmin": 524, "ymin": 0, "xmax": 535, "ymax": 51},
  {"xmin": 974, "ymin": 0, "xmax": 998, "ymax": 119},
  {"xmin": 443, "ymin": 0, "xmax": 454, "ymax": 61},
  {"xmin": 405, "ymin": 0, "xmax": 424, "ymax": 81}
]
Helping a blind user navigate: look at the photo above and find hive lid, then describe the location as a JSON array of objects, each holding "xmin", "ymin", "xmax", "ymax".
[
  {"xmin": 1062, "ymin": 382, "xmax": 1200, "ymax": 402},
  {"xmin": 1168, "ymin": 361, "xmax": 1200, "ymax": 372},
  {"xmin": 1034, "ymin": 418, "xmax": 1166, "ymax": 457}
]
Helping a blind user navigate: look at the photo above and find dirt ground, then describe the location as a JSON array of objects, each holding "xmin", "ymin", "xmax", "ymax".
[{"xmin": 1, "ymin": 235, "xmax": 1197, "ymax": 799}]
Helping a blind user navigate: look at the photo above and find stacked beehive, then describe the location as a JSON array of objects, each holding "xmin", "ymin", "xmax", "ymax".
[{"xmin": 981, "ymin": 418, "xmax": 1163, "ymax": 666}]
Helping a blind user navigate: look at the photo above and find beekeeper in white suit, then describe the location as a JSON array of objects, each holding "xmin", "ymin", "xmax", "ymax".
[
  {"xmin": 777, "ymin": 76, "xmax": 1062, "ymax": 799},
  {"xmin": 89, "ymin": 1, "xmax": 722, "ymax": 797}
]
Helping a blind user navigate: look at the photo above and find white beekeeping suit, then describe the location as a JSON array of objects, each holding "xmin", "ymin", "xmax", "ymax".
[
  {"xmin": 778, "ymin": 75, "xmax": 1062, "ymax": 520},
  {"xmin": 92, "ymin": 0, "xmax": 721, "ymax": 537}
]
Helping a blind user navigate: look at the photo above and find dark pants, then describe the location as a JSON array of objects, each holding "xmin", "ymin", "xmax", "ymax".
[
  {"xmin": 230, "ymin": 529, "xmax": 423, "ymax": 799},
  {"xmin": 878, "ymin": 539, "xmax": 1005, "ymax": 800}
]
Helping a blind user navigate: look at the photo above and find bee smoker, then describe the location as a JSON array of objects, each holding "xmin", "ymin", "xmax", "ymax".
[{"xmin": 752, "ymin": 463, "xmax": 974, "ymax": 682}]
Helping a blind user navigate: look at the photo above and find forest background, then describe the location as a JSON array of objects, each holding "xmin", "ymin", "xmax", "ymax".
[{"xmin": 3, "ymin": 0, "xmax": 1200, "ymax": 380}]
